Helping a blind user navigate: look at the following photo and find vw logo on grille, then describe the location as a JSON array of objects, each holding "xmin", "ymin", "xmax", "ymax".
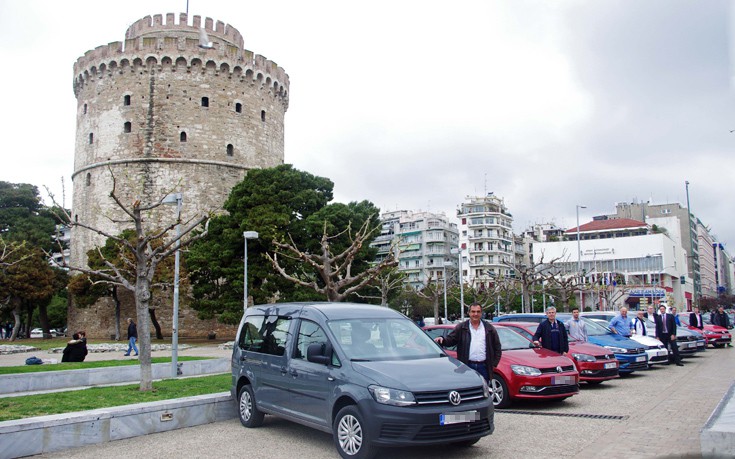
[
  {"xmin": 556, "ymin": 366, "xmax": 563, "ymax": 373},
  {"xmin": 448, "ymin": 390, "xmax": 461, "ymax": 406}
]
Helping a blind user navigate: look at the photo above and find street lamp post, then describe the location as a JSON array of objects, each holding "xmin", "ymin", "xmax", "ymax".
[
  {"xmin": 243, "ymin": 231, "xmax": 259, "ymax": 310},
  {"xmin": 163, "ymin": 193, "xmax": 182, "ymax": 379},
  {"xmin": 442, "ymin": 261, "xmax": 453, "ymax": 322},
  {"xmin": 685, "ymin": 180, "xmax": 697, "ymax": 307},
  {"xmin": 576, "ymin": 205, "xmax": 586, "ymax": 310},
  {"xmin": 451, "ymin": 248, "xmax": 464, "ymax": 320}
]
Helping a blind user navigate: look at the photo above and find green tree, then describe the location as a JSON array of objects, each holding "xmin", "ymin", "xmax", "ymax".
[
  {"xmin": 187, "ymin": 165, "xmax": 335, "ymax": 323},
  {"xmin": 0, "ymin": 181, "xmax": 58, "ymax": 252}
]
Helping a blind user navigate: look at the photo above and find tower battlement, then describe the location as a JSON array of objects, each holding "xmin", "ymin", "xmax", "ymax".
[{"xmin": 126, "ymin": 13, "xmax": 244, "ymax": 47}]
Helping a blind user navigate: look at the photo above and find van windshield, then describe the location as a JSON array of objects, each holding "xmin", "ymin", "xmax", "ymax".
[{"xmin": 328, "ymin": 318, "xmax": 443, "ymax": 361}]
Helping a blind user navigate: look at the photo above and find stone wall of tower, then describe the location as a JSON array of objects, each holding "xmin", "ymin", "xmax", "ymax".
[{"xmin": 69, "ymin": 13, "xmax": 289, "ymax": 338}]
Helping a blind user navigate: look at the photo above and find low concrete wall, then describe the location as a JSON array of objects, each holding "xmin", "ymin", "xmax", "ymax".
[
  {"xmin": 701, "ymin": 381, "xmax": 735, "ymax": 458},
  {"xmin": 0, "ymin": 392, "xmax": 236, "ymax": 459},
  {"xmin": 1, "ymin": 358, "xmax": 230, "ymax": 395}
]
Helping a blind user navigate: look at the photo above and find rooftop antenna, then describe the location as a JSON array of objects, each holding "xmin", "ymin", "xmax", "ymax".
[{"xmin": 186, "ymin": 0, "xmax": 189, "ymax": 16}]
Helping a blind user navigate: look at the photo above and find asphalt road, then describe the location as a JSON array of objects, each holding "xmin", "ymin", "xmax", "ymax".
[{"xmin": 39, "ymin": 347, "xmax": 734, "ymax": 459}]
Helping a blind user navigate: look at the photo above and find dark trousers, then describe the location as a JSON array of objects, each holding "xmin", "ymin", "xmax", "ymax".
[
  {"xmin": 467, "ymin": 361, "xmax": 489, "ymax": 381},
  {"xmin": 659, "ymin": 334, "xmax": 681, "ymax": 364}
]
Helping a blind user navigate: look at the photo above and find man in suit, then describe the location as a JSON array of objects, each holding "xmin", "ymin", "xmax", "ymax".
[
  {"xmin": 644, "ymin": 305, "xmax": 656, "ymax": 319},
  {"xmin": 533, "ymin": 307, "xmax": 569, "ymax": 355},
  {"xmin": 689, "ymin": 307, "xmax": 704, "ymax": 330},
  {"xmin": 655, "ymin": 305, "xmax": 682, "ymax": 366}
]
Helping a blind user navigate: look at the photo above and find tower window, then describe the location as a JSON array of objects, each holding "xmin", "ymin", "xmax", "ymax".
[
  {"xmin": 123, "ymin": 95, "xmax": 131, "ymax": 106},
  {"xmin": 226, "ymin": 144, "xmax": 234, "ymax": 156},
  {"xmin": 85, "ymin": 173, "xmax": 91, "ymax": 186},
  {"xmin": 235, "ymin": 103, "xmax": 242, "ymax": 113},
  {"xmin": 201, "ymin": 97, "xmax": 209, "ymax": 107},
  {"xmin": 89, "ymin": 133, "xmax": 94, "ymax": 144},
  {"xmin": 180, "ymin": 131, "xmax": 187, "ymax": 142},
  {"xmin": 83, "ymin": 103, "xmax": 87, "ymax": 114},
  {"xmin": 261, "ymin": 110, "xmax": 266, "ymax": 122},
  {"xmin": 124, "ymin": 122, "xmax": 131, "ymax": 133}
]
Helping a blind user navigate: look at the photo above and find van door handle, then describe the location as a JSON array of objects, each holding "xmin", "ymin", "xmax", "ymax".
[
  {"xmin": 289, "ymin": 369, "xmax": 298, "ymax": 377},
  {"xmin": 280, "ymin": 366, "xmax": 288, "ymax": 375}
]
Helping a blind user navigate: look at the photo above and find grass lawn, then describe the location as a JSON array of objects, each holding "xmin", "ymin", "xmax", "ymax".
[
  {"xmin": 7, "ymin": 337, "xmax": 232, "ymax": 351},
  {"xmin": 0, "ymin": 373, "xmax": 231, "ymax": 422},
  {"xmin": 0, "ymin": 356, "xmax": 210, "ymax": 375}
]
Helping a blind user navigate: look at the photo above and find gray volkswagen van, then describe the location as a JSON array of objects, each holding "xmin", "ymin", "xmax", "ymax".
[{"xmin": 231, "ymin": 302, "xmax": 494, "ymax": 459}]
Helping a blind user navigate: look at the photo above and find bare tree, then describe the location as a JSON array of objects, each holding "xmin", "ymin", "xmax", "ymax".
[
  {"xmin": 48, "ymin": 175, "xmax": 209, "ymax": 391},
  {"xmin": 266, "ymin": 219, "xmax": 398, "ymax": 302},
  {"xmin": 355, "ymin": 266, "xmax": 407, "ymax": 306},
  {"xmin": 502, "ymin": 253, "xmax": 563, "ymax": 313}
]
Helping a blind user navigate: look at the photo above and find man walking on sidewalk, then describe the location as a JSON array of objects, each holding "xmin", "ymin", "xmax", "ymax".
[{"xmin": 124, "ymin": 318, "xmax": 139, "ymax": 357}]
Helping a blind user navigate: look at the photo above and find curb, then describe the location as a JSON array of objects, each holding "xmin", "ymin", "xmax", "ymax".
[
  {"xmin": 701, "ymin": 380, "xmax": 735, "ymax": 458},
  {"xmin": 0, "ymin": 392, "xmax": 236, "ymax": 458}
]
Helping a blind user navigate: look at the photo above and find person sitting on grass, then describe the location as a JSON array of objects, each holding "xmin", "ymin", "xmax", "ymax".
[{"xmin": 62, "ymin": 332, "xmax": 88, "ymax": 362}]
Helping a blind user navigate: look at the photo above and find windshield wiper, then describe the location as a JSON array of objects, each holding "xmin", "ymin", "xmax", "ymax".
[{"xmin": 350, "ymin": 358, "xmax": 372, "ymax": 362}]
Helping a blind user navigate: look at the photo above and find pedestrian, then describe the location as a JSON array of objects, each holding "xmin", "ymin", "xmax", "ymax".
[
  {"xmin": 609, "ymin": 307, "xmax": 633, "ymax": 337},
  {"xmin": 124, "ymin": 318, "xmax": 139, "ymax": 356},
  {"xmin": 532, "ymin": 307, "xmax": 569, "ymax": 355},
  {"xmin": 672, "ymin": 307, "xmax": 681, "ymax": 326},
  {"xmin": 565, "ymin": 307, "xmax": 588, "ymax": 342},
  {"xmin": 712, "ymin": 306, "xmax": 731, "ymax": 329},
  {"xmin": 433, "ymin": 303, "xmax": 502, "ymax": 382},
  {"xmin": 61, "ymin": 332, "xmax": 88, "ymax": 362},
  {"xmin": 632, "ymin": 310, "xmax": 649, "ymax": 336},
  {"xmin": 644, "ymin": 305, "xmax": 656, "ymax": 319},
  {"xmin": 689, "ymin": 307, "xmax": 704, "ymax": 330},
  {"xmin": 655, "ymin": 305, "xmax": 683, "ymax": 366}
]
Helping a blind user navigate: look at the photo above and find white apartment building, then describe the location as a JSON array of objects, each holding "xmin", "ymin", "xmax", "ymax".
[
  {"xmin": 698, "ymin": 220, "xmax": 718, "ymax": 299},
  {"xmin": 371, "ymin": 210, "xmax": 458, "ymax": 288},
  {"xmin": 533, "ymin": 218, "xmax": 692, "ymax": 311},
  {"xmin": 457, "ymin": 193, "xmax": 515, "ymax": 289}
]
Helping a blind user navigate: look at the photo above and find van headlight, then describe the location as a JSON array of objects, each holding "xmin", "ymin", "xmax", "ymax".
[
  {"xmin": 368, "ymin": 385, "xmax": 416, "ymax": 406},
  {"xmin": 571, "ymin": 353, "xmax": 596, "ymax": 362},
  {"xmin": 511, "ymin": 365, "xmax": 542, "ymax": 376},
  {"xmin": 482, "ymin": 378, "xmax": 490, "ymax": 398}
]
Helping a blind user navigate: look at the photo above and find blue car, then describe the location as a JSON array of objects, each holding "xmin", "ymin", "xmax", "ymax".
[{"xmin": 494, "ymin": 313, "xmax": 648, "ymax": 374}]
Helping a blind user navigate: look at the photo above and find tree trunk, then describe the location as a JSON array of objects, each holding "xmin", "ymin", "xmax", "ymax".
[
  {"xmin": 149, "ymin": 308, "xmax": 163, "ymax": 339},
  {"xmin": 38, "ymin": 302, "xmax": 50, "ymax": 337},
  {"xmin": 9, "ymin": 301, "xmax": 21, "ymax": 341},
  {"xmin": 136, "ymin": 278, "xmax": 153, "ymax": 391},
  {"xmin": 24, "ymin": 301, "xmax": 34, "ymax": 337},
  {"xmin": 113, "ymin": 287, "xmax": 121, "ymax": 341}
]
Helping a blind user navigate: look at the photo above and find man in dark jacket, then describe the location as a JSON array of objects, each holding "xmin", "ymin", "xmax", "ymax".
[
  {"xmin": 434, "ymin": 303, "xmax": 502, "ymax": 381},
  {"xmin": 532, "ymin": 307, "xmax": 569, "ymax": 355},
  {"xmin": 712, "ymin": 307, "xmax": 731, "ymax": 329},
  {"xmin": 655, "ymin": 305, "xmax": 683, "ymax": 366},
  {"xmin": 689, "ymin": 307, "xmax": 704, "ymax": 330},
  {"xmin": 124, "ymin": 318, "xmax": 139, "ymax": 356}
]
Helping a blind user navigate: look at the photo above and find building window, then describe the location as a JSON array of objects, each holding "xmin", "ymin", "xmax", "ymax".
[
  {"xmin": 261, "ymin": 110, "xmax": 266, "ymax": 122},
  {"xmin": 201, "ymin": 97, "xmax": 209, "ymax": 107},
  {"xmin": 124, "ymin": 95, "xmax": 131, "ymax": 106},
  {"xmin": 235, "ymin": 103, "xmax": 242, "ymax": 113},
  {"xmin": 85, "ymin": 173, "xmax": 91, "ymax": 186},
  {"xmin": 227, "ymin": 144, "xmax": 234, "ymax": 156},
  {"xmin": 123, "ymin": 122, "xmax": 131, "ymax": 133},
  {"xmin": 89, "ymin": 133, "xmax": 93, "ymax": 144},
  {"xmin": 83, "ymin": 103, "xmax": 87, "ymax": 114},
  {"xmin": 180, "ymin": 131, "xmax": 187, "ymax": 142}
]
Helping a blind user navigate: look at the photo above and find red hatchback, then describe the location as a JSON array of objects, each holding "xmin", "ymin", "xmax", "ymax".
[
  {"xmin": 495, "ymin": 322, "xmax": 619, "ymax": 385},
  {"xmin": 424, "ymin": 324, "xmax": 579, "ymax": 408},
  {"xmin": 678, "ymin": 314, "xmax": 732, "ymax": 348}
]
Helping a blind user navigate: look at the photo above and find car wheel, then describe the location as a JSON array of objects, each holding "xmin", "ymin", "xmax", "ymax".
[
  {"xmin": 237, "ymin": 384, "xmax": 264, "ymax": 428},
  {"xmin": 714, "ymin": 343, "xmax": 724, "ymax": 348},
  {"xmin": 490, "ymin": 375, "xmax": 511, "ymax": 409},
  {"xmin": 333, "ymin": 405, "xmax": 377, "ymax": 459}
]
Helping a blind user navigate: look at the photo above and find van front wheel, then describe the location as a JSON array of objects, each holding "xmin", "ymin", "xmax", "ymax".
[
  {"xmin": 238, "ymin": 384, "xmax": 264, "ymax": 428},
  {"xmin": 333, "ymin": 406, "xmax": 377, "ymax": 459}
]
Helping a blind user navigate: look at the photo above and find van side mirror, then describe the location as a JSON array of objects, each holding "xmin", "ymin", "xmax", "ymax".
[{"xmin": 307, "ymin": 342, "xmax": 332, "ymax": 365}]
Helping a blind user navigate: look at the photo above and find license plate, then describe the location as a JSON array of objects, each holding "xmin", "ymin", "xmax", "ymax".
[
  {"xmin": 636, "ymin": 356, "xmax": 646, "ymax": 362},
  {"xmin": 604, "ymin": 362, "xmax": 617, "ymax": 369},
  {"xmin": 551, "ymin": 375, "xmax": 575, "ymax": 385},
  {"xmin": 657, "ymin": 351, "xmax": 668, "ymax": 357},
  {"xmin": 440, "ymin": 411, "xmax": 479, "ymax": 425}
]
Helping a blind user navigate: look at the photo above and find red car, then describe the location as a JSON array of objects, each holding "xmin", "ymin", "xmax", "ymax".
[
  {"xmin": 424, "ymin": 324, "xmax": 579, "ymax": 408},
  {"xmin": 495, "ymin": 322, "xmax": 619, "ymax": 385},
  {"xmin": 678, "ymin": 314, "xmax": 732, "ymax": 348}
]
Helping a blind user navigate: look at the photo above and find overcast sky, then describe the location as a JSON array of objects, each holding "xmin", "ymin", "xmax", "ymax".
[{"xmin": 1, "ymin": 0, "xmax": 734, "ymax": 248}]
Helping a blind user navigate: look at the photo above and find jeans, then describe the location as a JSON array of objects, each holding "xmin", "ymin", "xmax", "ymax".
[
  {"xmin": 467, "ymin": 361, "xmax": 489, "ymax": 381},
  {"xmin": 126, "ymin": 337, "xmax": 139, "ymax": 355}
]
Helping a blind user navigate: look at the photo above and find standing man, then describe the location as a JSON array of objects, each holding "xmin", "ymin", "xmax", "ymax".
[
  {"xmin": 533, "ymin": 307, "xmax": 569, "ymax": 355},
  {"xmin": 712, "ymin": 306, "xmax": 731, "ymax": 329},
  {"xmin": 655, "ymin": 305, "xmax": 683, "ymax": 366},
  {"xmin": 124, "ymin": 318, "xmax": 139, "ymax": 357},
  {"xmin": 672, "ymin": 307, "xmax": 681, "ymax": 326},
  {"xmin": 632, "ymin": 311, "xmax": 648, "ymax": 336},
  {"xmin": 689, "ymin": 307, "xmax": 704, "ymax": 330},
  {"xmin": 644, "ymin": 305, "xmax": 656, "ymax": 319},
  {"xmin": 609, "ymin": 307, "xmax": 633, "ymax": 337},
  {"xmin": 434, "ymin": 303, "xmax": 502, "ymax": 381},
  {"xmin": 565, "ymin": 307, "xmax": 588, "ymax": 342}
]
